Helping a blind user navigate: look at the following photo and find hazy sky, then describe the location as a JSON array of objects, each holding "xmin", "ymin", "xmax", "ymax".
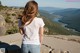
[{"xmin": 0, "ymin": 0, "xmax": 80, "ymax": 8}]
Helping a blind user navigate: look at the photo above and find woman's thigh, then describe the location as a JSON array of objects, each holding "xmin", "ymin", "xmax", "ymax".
[
  {"xmin": 21, "ymin": 44, "xmax": 28, "ymax": 53},
  {"xmin": 21, "ymin": 44, "xmax": 40, "ymax": 53},
  {"xmin": 29, "ymin": 44, "xmax": 40, "ymax": 53}
]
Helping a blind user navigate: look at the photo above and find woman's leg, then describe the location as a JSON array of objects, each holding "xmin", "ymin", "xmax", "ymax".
[
  {"xmin": 21, "ymin": 44, "xmax": 29, "ymax": 53},
  {"xmin": 29, "ymin": 44, "xmax": 40, "ymax": 53}
]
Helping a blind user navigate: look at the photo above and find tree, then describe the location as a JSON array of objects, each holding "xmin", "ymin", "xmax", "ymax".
[{"xmin": 0, "ymin": 1, "xmax": 2, "ymax": 6}]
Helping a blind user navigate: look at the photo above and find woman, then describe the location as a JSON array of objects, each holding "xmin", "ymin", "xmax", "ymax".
[{"xmin": 20, "ymin": 1, "xmax": 45, "ymax": 53}]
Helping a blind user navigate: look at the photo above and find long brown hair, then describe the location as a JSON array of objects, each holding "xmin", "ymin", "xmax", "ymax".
[{"xmin": 22, "ymin": 0, "xmax": 38, "ymax": 25}]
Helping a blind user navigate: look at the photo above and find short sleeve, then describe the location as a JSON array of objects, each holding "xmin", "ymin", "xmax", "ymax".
[{"xmin": 39, "ymin": 18, "xmax": 45, "ymax": 27}]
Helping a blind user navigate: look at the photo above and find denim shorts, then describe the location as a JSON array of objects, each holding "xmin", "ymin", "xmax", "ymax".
[{"xmin": 21, "ymin": 44, "xmax": 40, "ymax": 53}]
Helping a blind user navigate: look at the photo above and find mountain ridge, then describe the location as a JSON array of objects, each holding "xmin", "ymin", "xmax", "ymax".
[{"xmin": 54, "ymin": 8, "xmax": 80, "ymax": 32}]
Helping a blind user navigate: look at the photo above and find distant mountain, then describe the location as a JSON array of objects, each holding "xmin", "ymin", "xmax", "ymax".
[
  {"xmin": 39, "ymin": 7, "xmax": 63, "ymax": 13},
  {"xmin": 54, "ymin": 8, "xmax": 80, "ymax": 32},
  {"xmin": 39, "ymin": 10, "xmax": 80, "ymax": 35},
  {"xmin": 54, "ymin": 8, "xmax": 80, "ymax": 15},
  {"xmin": 39, "ymin": 10, "xmax": 57, "ymax": 19}
]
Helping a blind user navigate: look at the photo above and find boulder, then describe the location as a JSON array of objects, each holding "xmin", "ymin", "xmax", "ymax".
[{"xmin": 0, "ymin": 15, "xmax": 6, "ymax": 36}]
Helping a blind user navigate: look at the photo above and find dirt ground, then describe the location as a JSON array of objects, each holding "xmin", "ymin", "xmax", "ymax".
[{"xmin": 0, "ymin": 33, "xmax": 80, "ymax": 53}]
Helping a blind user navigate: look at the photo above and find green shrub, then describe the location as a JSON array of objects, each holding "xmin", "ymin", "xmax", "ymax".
[
  {"xmin": 6, "ymin": 13, "xmax": 10, "ymax": 16},
  {"xmin": 6, "ymin": 27, "xmax": 19, "ymax": 34},
  {"xmin": 12, "ymin": 13, "xmax": 16, "ymax": 16},
  {"xmin": 0, "ymin": 6, "xmax": 3, "ymax": 11},
  {"xmin": 5, "ymin": 16, "xmax": 13, "ymax": 23}
]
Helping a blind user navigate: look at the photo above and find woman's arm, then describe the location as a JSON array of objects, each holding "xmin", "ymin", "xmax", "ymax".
[
  {"xmin": 39, "ymin": 27, "xmax": 44, "ymax": 45},
  {"xmin": 19, "ymin": 28, "xmax": 24, "ymax": 35},
  {"xmin": 18, "ymin": 19, "xmax": 24, "ymax": 35}
]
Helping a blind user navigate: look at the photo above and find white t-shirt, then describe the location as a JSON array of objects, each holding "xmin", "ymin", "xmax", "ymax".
[{"xmin": 22, "ymin": 17, "xmax": 45, "ymax": 45}]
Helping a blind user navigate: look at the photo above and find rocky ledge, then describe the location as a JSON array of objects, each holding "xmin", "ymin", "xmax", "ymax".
[{"xmin": 0, "ymin": 33, "xmax": 80, "ymax": 53}]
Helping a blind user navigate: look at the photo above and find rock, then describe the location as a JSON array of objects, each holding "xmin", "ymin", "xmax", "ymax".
[
  {"xmin": 63, "ymin": 51, "xmax": 69, "ymax": 53},
  {"xmin": 0, "ymin": 15, "xmax": 6, "ymax": 36},
  {"xmin": 0, "ymin": 48, "xmax": 5, "ymax": 53}
]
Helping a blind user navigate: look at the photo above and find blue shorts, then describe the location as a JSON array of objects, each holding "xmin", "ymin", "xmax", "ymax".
[{"xmin": 21, "ymin": 44, "xmax": 40, "ymax": 53}]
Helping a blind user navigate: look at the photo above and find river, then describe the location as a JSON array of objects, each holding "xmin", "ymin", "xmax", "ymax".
[{"xmin": 53, "ymin": 17, "xmax": 79, "ymax": 33}]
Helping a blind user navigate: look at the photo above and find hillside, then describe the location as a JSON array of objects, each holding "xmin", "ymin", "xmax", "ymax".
[
  {"xmin": 54, "ymin": 8, "xmax": 80, "ymax": 32},
  {"xmin": 39, "ymin": 7, "xmax": 62, "ymax": 13},
  {"xmin": 39, "ymin": 10, "xmax": 80, "ymax": 35},
  {"xmin": 0, "ymin": 5, "xmax": 80, "ymax": 36},
  {"xmin": 0, "ymin": 5, "xmax": 23, "ymax": 35}
]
